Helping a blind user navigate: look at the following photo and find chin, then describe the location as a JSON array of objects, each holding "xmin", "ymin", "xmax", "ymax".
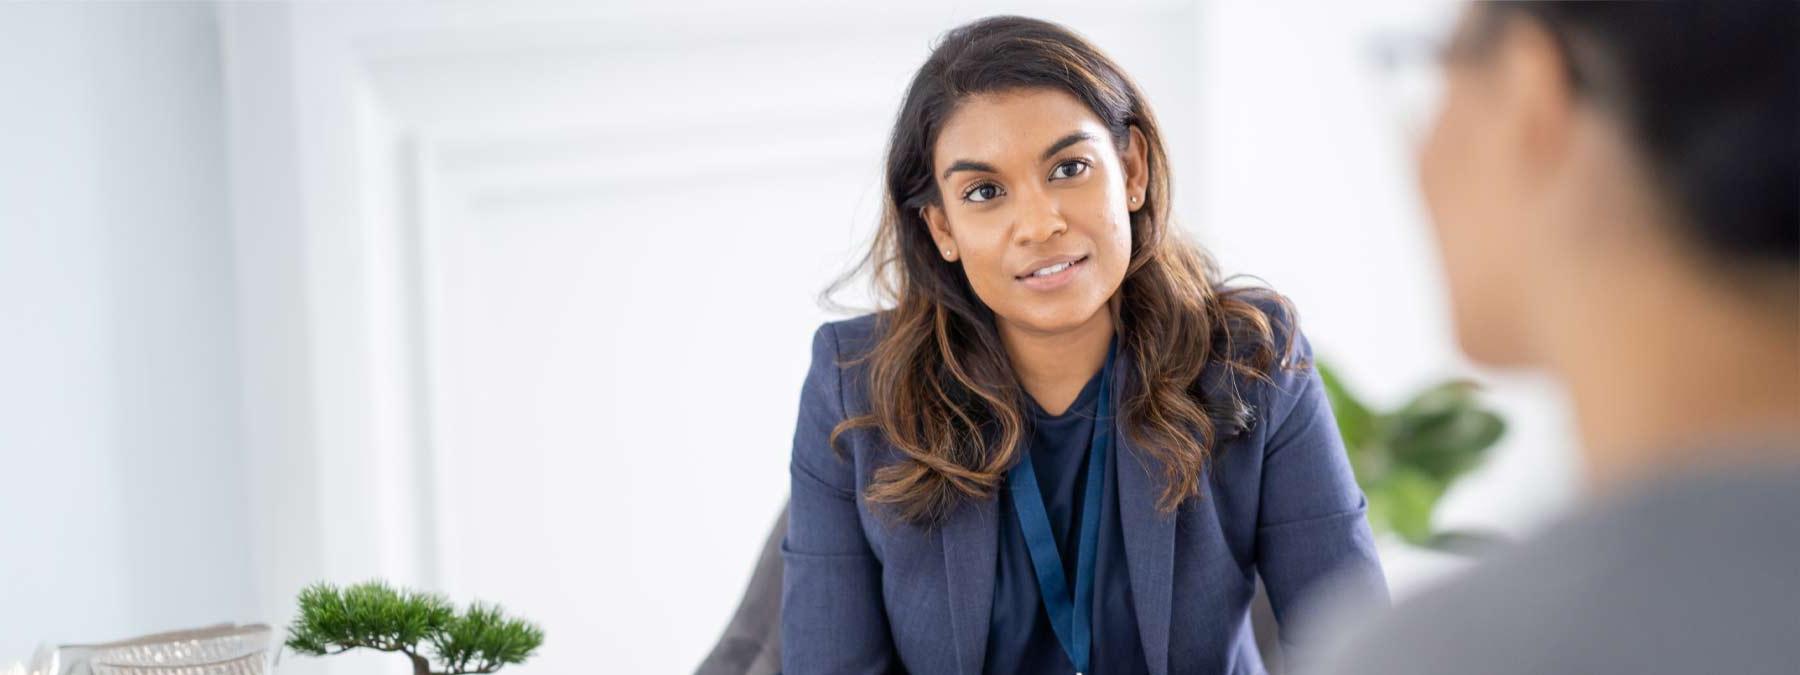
[
  {"xmin": 1451, "ymin": 309, "xmax": 1535, "ymax": 368},
  {"xmin": 1003, "ymin": 294, "xmax": 1107, "ymax": 334}
]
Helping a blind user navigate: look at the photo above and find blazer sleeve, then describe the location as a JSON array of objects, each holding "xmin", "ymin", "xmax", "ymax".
[
  {"xmin": 1251, "ymin": 320, "xmax": 1391, "ymax": 659},
  {"xmin": 780, "ymin": 321, "xmax": 901, "ymax": 674}
]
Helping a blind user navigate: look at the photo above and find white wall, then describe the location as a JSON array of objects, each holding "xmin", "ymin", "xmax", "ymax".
[{"xmin": 0, "ymin": 1, "xmax": 253, "ymax": 663}]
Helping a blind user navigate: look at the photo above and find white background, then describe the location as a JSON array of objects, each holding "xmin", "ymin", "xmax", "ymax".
[{"xmin": 0, "ymin": 1, "xmax": 1575, "ymax": 672}]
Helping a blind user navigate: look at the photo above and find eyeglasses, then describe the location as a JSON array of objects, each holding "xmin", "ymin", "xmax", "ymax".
[{"xmin": 1366, "ymin": 3, "xmax": 1465, "ymax": 151}]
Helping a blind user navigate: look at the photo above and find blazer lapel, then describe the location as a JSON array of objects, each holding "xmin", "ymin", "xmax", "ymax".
[
  {"xmin": 1114, "ymin": 350, "xmax": 1176, "ymax": 675},
  {"xmin": 939, "ymin": 345, "xmax": 1174, "ymax": 675},
  {"xmin": 941, "ymin": 487, "xmax": 998, "ymax": 675}
]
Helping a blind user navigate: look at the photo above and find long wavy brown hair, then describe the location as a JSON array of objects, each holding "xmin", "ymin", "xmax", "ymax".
[{"xmin": 822, "ymin": 15, "xmax": 1298, "ymax": 528}]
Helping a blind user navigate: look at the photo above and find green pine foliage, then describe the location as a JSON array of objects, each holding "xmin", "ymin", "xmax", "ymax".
[{"xmin": 286, "ymin": 580, "xmax": 544, "ymax": 675}]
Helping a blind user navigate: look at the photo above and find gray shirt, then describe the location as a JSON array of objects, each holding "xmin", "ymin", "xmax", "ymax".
[{"xmin": 1314, "ymin": 461, "xmax": 1800, "ymax": 675}]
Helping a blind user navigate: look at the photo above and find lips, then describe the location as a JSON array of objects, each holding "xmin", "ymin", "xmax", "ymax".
[{"xmin": 1016, "ymin": 254, "xmax": 1089, "ymax": 280}]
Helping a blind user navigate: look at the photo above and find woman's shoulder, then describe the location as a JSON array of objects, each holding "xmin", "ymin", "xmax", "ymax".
[
  {"xmin": 806, "ymin": 312, "xmax": 882, "ymax": 388},
  {"xmin": 1208, "ymin": 286, "xmax": 1314, "ymax": 388},
  {"xmin": 1197, "ymin": 286, "xmax": 1317, "ymax": 439},
  {"xmin": 1217, "ymin": 285, "xmax": 1304, "ymax": 360},
  {"xmin": 811, "ymin": 312, "xmax": 882, "ymax": 361},
  {"xmin": 803, "ymin": 311, "xmax": 885, "ymax": 414}
]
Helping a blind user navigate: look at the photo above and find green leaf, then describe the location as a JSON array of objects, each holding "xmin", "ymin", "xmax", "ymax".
[
  {"xmin": 1316, "ymin": 360, "xmax": 1375, "ymax": 451},
  {"xmin": 1323, "ymin": 366, "xmax": 1507, "ymax": 547},
  {"xmin": 1393, "ymin": 407, "xmax": 1505, "ymax": 481},
  {"xmin": 1366, "ymin": 467, "xmax": 1446, "ymax": 545}
]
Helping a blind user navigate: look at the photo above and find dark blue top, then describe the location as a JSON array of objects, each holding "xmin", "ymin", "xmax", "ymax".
[{"xmin": 985, "ymin": 346, "xmax": 1149, "ymax": 675}]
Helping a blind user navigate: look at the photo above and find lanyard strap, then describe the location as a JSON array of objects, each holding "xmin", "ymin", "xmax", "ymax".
[{"xmin": 1006, "ymin": 335, "xmax": 1115, "ymax": 675}]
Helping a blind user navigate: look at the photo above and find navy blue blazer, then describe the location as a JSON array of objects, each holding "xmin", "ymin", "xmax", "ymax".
[{"xmin": 781, "ymin": 304, "xmax": 1388, "ymax": 675}]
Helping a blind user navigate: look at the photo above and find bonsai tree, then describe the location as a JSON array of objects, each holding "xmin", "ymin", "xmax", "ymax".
[
  {"xmin": 1317, "ymin": 360, "xmax": 1507, "ymax": 550},
  {"xmin": 285, "ymin": 580, "xmax": 544, "ymax": 675}
]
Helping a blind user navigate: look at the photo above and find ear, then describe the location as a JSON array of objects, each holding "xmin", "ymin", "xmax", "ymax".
[
  {"xmin": 1123, "ymin": 125, "xmax": 1150, "ymax": 211},
  {"xmin": 921, "ymin": 203, "xmax": 958, "ymax": 261}
]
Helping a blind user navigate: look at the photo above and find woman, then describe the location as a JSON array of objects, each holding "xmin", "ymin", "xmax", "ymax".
[
  {"xmin": 781, "ymin": 16, "xmax": 1387, "ymax": 675},
  {"xmin": 1323, "ymin": 3, "xmax": 1799, "ymax": 674}
]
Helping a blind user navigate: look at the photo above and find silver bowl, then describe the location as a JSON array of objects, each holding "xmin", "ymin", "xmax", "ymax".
[{"xmin": 84, "ymin": 625, "xmax": 275, "ymax": 675}]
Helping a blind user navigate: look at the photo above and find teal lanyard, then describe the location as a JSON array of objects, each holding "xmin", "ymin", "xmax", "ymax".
[{"xmin": 1006, "ymin": 335, "xmax": 1115, "ymax": 675}]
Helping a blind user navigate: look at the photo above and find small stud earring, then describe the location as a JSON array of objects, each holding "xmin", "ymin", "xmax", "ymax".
[
  {"xmin": 943, "ymin": 249, "xmax": 953, "ymax": 258},
  {"xmin": 1130, "ymin": 195, "xmax": 1139, "ymax": 204}
]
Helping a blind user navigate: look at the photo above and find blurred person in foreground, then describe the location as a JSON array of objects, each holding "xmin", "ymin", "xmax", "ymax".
[{"xmin": 1316, "ymin": 2, "xmax": 1799, "ymax": 674}]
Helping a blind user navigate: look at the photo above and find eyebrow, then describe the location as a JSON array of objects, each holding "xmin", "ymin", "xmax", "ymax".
[{"xmin": 939, "ymin": 131, "xmax": 1097, "ymax": 180}]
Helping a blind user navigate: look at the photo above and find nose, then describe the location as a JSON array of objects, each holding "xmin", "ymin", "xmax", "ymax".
[{"xmin": 1011, "ymin": 184, "xmax": 1067, "ymax": 246}]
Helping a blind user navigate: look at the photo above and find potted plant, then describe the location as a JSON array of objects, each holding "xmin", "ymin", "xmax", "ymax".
[
  {"xmin": 1317, "ymin": 360, "xmax": 1507, "ymax": 552},
  {"xmin": 284, "ymin": 580, "xmax": 544, "ymax": 675}
]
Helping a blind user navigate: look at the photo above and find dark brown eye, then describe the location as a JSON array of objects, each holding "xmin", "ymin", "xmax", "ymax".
[
  {"xmin": 1051, "ymin": 160, "xmax": 1089, "ymax": 180},
  {"xmin": 964, "ymin": 183, "xmax": 1003, "ymax": 203}
]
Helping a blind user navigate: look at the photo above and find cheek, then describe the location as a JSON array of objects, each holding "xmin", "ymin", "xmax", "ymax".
[
  {"xmin": 953, "ymin": 229, "xmax": 1015, "ymax": 300},
  {"xmin": 1096, "ymin": 206, "xmax": 1134, "ymax": 284},
  {"xmin": 1068, "ymin": 182, "xmax": 1133, "ymax": 268},
  {"xmin": 1419, "ymin": 85, "xmax": 1537, "ymax": 365},
  {"xmin": 1420, "ymin": 104, "xmax": 1474, "ymax": 280},
  {"xmin": 1419, "ymin": 86, "xmax": 1481, "ymax": 247},
  {"xmin": 1047, "ymin": 189, "xmax": 1132, "ymax": 299}
]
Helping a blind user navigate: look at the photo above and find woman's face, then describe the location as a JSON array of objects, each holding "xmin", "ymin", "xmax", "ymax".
[
  {"xmin": 922, "ymin": 87, "xmax": 1148, "ymax": 338},
  {"xmin": 1418, "ymin": 7, "xmax": 1569, "ymax": 367}
]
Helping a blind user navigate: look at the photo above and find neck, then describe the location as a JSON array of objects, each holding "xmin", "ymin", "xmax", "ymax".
[
  {"xmin": 1549, "ymin": 251, "xmax": 1800, "ymax": 494},
  {"xmin": 998, "ymin": 299, "xmax": 1117, "ymax": 416}
]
